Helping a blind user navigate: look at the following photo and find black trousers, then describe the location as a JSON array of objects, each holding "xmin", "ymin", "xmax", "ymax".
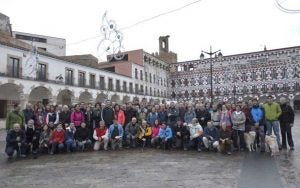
[
  {"xmin": 280, "ymin": 122, "xmax": 294, "ymax": 148},
  {"xmin": 232, "ymin": 130, "xmax": 245, "ymax": 149}
]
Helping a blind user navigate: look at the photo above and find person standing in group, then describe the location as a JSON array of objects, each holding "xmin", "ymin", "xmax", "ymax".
[
  {"xmin": 46, "ymin": 105, "xmax": 59, "ymax": 125},
  {"xmin": 184, "ymin": 105, "xmax": 196, "ymax": 125},
  {"xmin": 6, "ymin": 103, "xmax": 25, "ymax": 131},
  {"xmin": 71, "ymin": 104, "xmax": 85, "ymax": 130},
  {"xmin": 23, "ymin": 103, "xmax": 35, "ymax": 127},
  {"xmin": 114, "ymin": 104, "xmax": 125, "ymax": 127},
  {"xmin": 279, "ymin": 97, "xmax": 295, "ymax": 150},
  {"xmin": 249, "ymin": 98, "xmax": 266, "ymax": 152},
  {"xmin": 59, "ymin": 105, "xmax": 71, "ymax": 129},
  {"xmin": 195, "ymin": 103, "xmax": 211, "ymax": 129},
  {"xmin": 231, "ymin": 103, "xmax": 246, "ymax": 151},
  {"xmin": 102, "ymin": 100, "xmax": 115, "ymax": 128},
  {"xmin": 263, "ymin": 95, "xmax": 282, "ymax": 149}
]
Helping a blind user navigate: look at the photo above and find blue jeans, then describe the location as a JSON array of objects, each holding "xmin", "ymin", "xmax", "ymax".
[
  {"xmin": 266, "ymin": 120, "xmax": 281, "ymax": 147},
  {"xmin": 189, "ymin": 136, "xmax": 203, "ymax": 150},
  {"xmin": 65, "ymin": 139, "xmax": 76, "ymax": 152},
  {"xmin": 77, "ymin": 139, "xmax": 92, "ymax": 150}
]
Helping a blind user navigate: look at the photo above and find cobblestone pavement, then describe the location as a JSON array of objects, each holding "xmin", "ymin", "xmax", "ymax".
[{"xmin": 0, "ymin": 114, "xmax": 299, "ymax": 188}]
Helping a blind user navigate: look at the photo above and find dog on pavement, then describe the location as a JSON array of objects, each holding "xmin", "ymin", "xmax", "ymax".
[
  {"xmin": 244, "ymin": 131, "xmax": 256, "ymax": 152},
  {"xmin": 265, "ymin": 135, "xmax": 279, "ymax": 156}
]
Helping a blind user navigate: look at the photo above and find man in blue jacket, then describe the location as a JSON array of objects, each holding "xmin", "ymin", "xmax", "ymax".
[
  {"xmin": 250, "ymin": 98, "xmax": 265, "ymax": 152},
  {"xmin": 159, "ymin": 123, "xmax": 173, "ymax": 150},
  {"xmin": 108, "ymin": 119, "xmax": 124, "ymax": 150},
  {"xmin": 203, "ymin": 121, "xmax": 219, "ymax": 151}
]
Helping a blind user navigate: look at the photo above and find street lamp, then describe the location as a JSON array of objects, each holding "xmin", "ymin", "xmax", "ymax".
[{"xmin": 200, "ymin": 46, "xmax": 222, "ymax": 104}]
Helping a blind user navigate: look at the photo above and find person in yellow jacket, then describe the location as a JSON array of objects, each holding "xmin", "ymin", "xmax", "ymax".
[
  {"xmin": 137, "ymin": 120, "xmax": 152, "ymax": 147},
  {"xmin": 263, "ymin": 95, "xmax": 282, "ymax": 149}
]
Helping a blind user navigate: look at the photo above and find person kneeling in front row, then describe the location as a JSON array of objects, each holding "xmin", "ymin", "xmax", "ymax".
[
  {"xmin": 203, "ymin": 121, "xmax": 219, "ymax": 151},
  {"xmin": 158, "ymin": 123, "xmax": 173, "ymax": 150},
  {"xmin": 108, "ymin": 119, "xmax": 124, "ymax": 150},
  {"xmin": 219, "ymin": 122, "xmax": 233, "ymax": 155},
  {"xmin": 93, "ymin": 121, "xmax": 109, "ymax": 151}
]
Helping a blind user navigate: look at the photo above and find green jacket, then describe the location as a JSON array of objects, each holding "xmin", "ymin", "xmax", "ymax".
[
  {"xmin": 6, "ymin": 110, "xmax": 25, "ymax": 130},
  {"xmin": 263, "ymin": 102, "xmax": 282, "ymax": 121}
]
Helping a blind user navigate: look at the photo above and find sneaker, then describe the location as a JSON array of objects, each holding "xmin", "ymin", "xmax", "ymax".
[
  {"xmin": 197, "ymin": 148, "xmax": 202, "ymax": 152},
  {"xmin": 227, "ymin": 152, "xmax": 232, "ymax": 155}
]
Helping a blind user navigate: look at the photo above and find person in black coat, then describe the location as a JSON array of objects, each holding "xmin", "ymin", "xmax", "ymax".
[
  {"xmin": 92, "ymin": 103, "xmax": 102, "ymax": 128},
  {"xmin": 195, "ymin": 103, "xmax": 211, "ymax": 128},
  {"xmin": 124, "ymin": 102, "xmax": 137, "ymax": 126},
  {"xmin": 5, "ymin": 123, "xmax": 27, "ymax": 159},
  {"xmin": 173, "ymin": 120, "xmax": 190, "ymax": 150},
  {"xmin": 102, "ymin": 100, "xmax": 115, "ymax": 128},
  {"xmin": 23, "ymin": 103, "xmax": 35, "ymax": 125},
  {"xmin": 75, "ymin": 122, "xmax": 92, "ymax": 151},
  {"xmin": 279, "ymin": 97, "xmax": 295, "ymax": 150},
  {"xmin": 59, "ymin": 105, "xmax": 71, "ymax": 128}
]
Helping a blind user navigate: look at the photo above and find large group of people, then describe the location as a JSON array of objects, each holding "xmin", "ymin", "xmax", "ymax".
[{"xmin": 5, "ymin": 95, "xmax": 295, "ymax": 159}]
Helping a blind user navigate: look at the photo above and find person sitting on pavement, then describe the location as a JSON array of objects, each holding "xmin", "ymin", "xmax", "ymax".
[
  {"xmin": 25, "ymin": 119, "xmax": 40, "ymax": 156},
  {"xmin": 203, "ymin": 121, "xmax": 219, "ymax": 151},
  {"xmin": 64, "ymin": 123, "xmax": 77, "ymax": 153},
  {"xmin": 5, "ymin": 123, "xmax": 27, "ymax": 159},
  {"xmin": 75, "ymin": 122, "xmax": 92, "ymax": 151},
  {"xmin": 158, "ymin": 123, "xmax": 173, "ymax": 150},
  {"xmin": 188, "ymin": 118, "xmax": 203, "ymax": 152},
  {"xmin": 39, "ymin": 124, "xmax": 51, "ymax": 153},
  {"xmin": 93, "ymin": 121, "xmax": 109, "ymax": 151},
  {"xmin": 125, "ymin": 117, "xmax": 139, "ymax": 148},
  {"xmin": 173, "ymin": 120, "xmax": 190, "ymax": 150},
  {"xmin": 151, "ymin": 119, "xmax": 161, "ymax": 148},
  {"xmin": 108, "ymin": 119, "xmax": 124, "ymax": 150},
  {"xmin": 49, "ymin": 124, "xmax": 65, "ymax": 155},
  {"xmin": 219, "ymin": 122, "xmax": 233, "ymax": 155},
  {"xmin": 137, "ymin": 120, "xmax": 152, "ymax": 147}
]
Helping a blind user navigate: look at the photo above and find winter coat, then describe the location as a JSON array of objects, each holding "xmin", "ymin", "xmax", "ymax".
[
  {"xmin": 250, "ymin": 105, "xmax": 265, "ymax": 125},
  {"xmin": 263, "ymin": 102, "xmax": 282, "ymax": 121},
  {"xmin": 93, "ymin": 127, "xmax": 108, "ymax": 140},
  {"xmin": 151, "ymin": 125, "xmax": 160, "ymax": 138},
  {"xmin": 59, "ymin": 111, "xmax": 71, "ymax": 125},
  {"xmin": 173, "ymin": 125, "xmax": 189, "ymax": 139},
  {"xmin": 71, "ymin": 111, "xmax": 85, "ymax": 127},
  {"xmin": 6, "ymin": 110, "xmax": 25, "ymax": 130},
  {"xmin": 108, "ymin": 124, "xmax": 124, "ymax": 139},
  {"xmin": 115, "ymin": 110, "xmax": 125, "ymax": 126},
  {"xmin": 231, "ymin": 111, "xmax": 246, "ymax": 131},
  {"xmin": 50, "ymin": 129, "xmax": 65, "ymax": 144},
  {"xmin": 220, "ymin": 111, "xmax": 232, "ymax": 127},
  {"xmin": 23, "ymin": 109, "xmax": 35, "ymax": 124},
  {"xmin": 184, "ymin": 110, "xmax": 196, "ymax": 124},
  {"xmin": 34, "ymin": 111, "xmax": 45, "ymax": 129},
  {"xmin": 279, "ymin": 104, "xmax": 295, "ymax": 124},
  {"xmin": 204, "ymin": 127, "xmax": 220, "ymax": 141},
  {"xmin": 195, "ymin": 109, "xmax": 211, "ymax": 127},
  {"xmin": 75, "ymin": 127, "xmax": 89, "ymax": 141},
  {"xmin": 158, "ymin": 111, "xmax": 168, "ymax": 124},
  {"xmin": 125, "ymin": 108, "xmax": 137, "ymax": 125},
  {"xmin": 168, "ymin": 107, "xmax": 179, "ymax": 123},
  {"xmin": 138, "ymin": 126, "xmax": 152, "ymax": 139},
  {"xmin": 6, "ymin": 129, "xmax": 26, "ymax": 148},
  {"xmin": 92, "ymin": 109, "xmax": 102, "ymax": 127},
  {"xmin": 147, "ymin": 112, "xmax": 158, "ymax": 126},
  {"xmin": 102, "ymin": 107, "xmax": 114, "ymax": 127},
  {"xmin": 211, "ymin": 110, "xmax": 221, "ymax": 127},
  {"xmin": 159, "ymin": 127, "xmax": 172, "ymax": 140},
  {"xmin": 125, "ymin": 122, "xmax": 139, "ymax": 137},
  {"xmin": 46, "ymin": 112, "xmax": 59, "ymax": 125}
]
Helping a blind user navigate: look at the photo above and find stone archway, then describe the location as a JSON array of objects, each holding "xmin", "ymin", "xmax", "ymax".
[
  {"xmin": 29, "ymin": 86, "xmax": 52, "ymax": 105},
  {"xmin": 0, "ymin": 83, "xmax": 23, "ymax": 118},
  {"xmin": 79, "ymin": 91, "xmax": 93, "ymax": 104},
  {"xmin": 57, "ymin": 89, "xmax": 74, "ymax": 105},
  {"xmin": 111, "ymin": 94, "xmax": 120, "ymax": 103},
  {"xmin": 96, "ymin": 93, "xmax": 107, "ymax": 103}
]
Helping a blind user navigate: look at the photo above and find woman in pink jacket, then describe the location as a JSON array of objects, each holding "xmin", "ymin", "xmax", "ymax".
[
  {"xmin": 151, "ymin": 119, "xmax": 161, "ymax": 147},
  {"xmin": 71, "ymin": 104, "xmax": 85, "ymax": 128},
  {"xmin": 114, "ymin": 104, "xmax": 125, "ymax": 126}
]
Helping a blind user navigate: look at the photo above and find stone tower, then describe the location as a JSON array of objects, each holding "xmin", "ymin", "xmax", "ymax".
[
  {"xmin": 0, "ymin": 13, "xmax": 12, "ymax": 36},
  {"xmin": 158, "ymin": 35, "xmax": 177, "ymax": 64}
]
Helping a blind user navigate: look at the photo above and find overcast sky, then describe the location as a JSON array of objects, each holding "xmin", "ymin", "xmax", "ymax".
[{"xmin": 1, "ymin": 0, "xmax": 300, "ymax": 62}]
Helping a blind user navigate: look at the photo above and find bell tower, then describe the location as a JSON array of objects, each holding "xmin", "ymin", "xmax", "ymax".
[{"xmin": 158, "ymin": 35, "xmax": 177, "ymax": 64}]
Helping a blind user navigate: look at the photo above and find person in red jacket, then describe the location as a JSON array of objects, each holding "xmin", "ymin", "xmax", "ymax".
[
  {"xmin": 49, "ymin": 124, "xmax": 65, "ymax": 154},
  {"xmin": 93, "ymin": 121, "xmax": 108, "ymax": 151},
  {"xmin": 71, "ymin": 104, "xmax": 85, "ymax": 129},
  {"xmin": 114, "ymin": 104, "xmax": 125, "ymax": 126}
]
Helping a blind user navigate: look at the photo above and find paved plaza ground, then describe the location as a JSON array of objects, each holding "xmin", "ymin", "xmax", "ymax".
[{"xmin": 0, "ymin": 114, "xmax": 299, "ymax": 188}]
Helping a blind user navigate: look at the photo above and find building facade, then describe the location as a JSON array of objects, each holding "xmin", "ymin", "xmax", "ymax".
[{"xmin": 169, "ymin": 46, "xmax": 300, "ymax": 109}]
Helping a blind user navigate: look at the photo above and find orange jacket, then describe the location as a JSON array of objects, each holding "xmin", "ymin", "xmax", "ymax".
[{"xmin": 115, "ymin": 110, "xmax": 125, "ymax": 126}]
